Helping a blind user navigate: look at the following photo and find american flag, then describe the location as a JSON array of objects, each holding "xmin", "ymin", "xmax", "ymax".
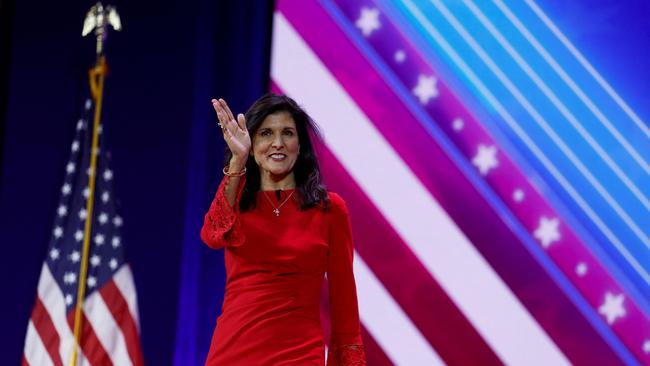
[
  {"xmin": 22, "ymin": 98, "xmax": 144, "ymax": 366},
  {"xmin": 271, "ymin": 1, "xmax": 650, "ymax": 365}
]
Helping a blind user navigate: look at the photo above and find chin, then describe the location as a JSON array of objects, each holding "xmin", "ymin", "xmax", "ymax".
[
  {"xmin": 269, "ymin": 168, "xmax": 293, "ymax": 176},
  {"xmin": 266, "ymin": 163, "xmax": 296, "ymax": 176}
]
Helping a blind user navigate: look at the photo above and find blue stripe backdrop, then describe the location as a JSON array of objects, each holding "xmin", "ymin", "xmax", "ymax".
[{"xmin": 386, "ymin": 0, "xmax": 650, "ymax": 308}]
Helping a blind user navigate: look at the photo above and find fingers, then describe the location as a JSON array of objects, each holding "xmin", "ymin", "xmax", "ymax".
[
  {"xmin": 212, "ymin": 99, "xmax": 226, "ymax": 129},
  {"xmin": 237, "ymin": 113, "xmax": 247, "ymax": 132},
  {"xmin": 224, "ymin": 115, "xmax": 239, "ymax": 136},
  {"xmin": 219, "ymin": 98, "xmax": 235, "ymax": 123},
  {"xmin": 212, "ymin": 98, "xmax": 247, "ymax": 138}
]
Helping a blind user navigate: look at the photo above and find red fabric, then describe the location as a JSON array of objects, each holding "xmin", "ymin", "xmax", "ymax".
[{"xmin": 201, "ymin": 176, "xmax": 366, "ymax": 365}]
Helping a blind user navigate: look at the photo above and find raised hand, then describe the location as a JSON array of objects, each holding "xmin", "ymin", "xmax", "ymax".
[{"xmin": 212, "ymin": 98, "xmax": 251, "ymax": 167}]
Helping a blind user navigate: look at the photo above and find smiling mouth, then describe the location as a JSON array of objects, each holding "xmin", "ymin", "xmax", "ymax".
[{"xmin": 269, "ymin": 153, "xmax": 287, "ymax": 161}]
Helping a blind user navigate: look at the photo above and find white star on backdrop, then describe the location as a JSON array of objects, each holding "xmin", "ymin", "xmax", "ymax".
[
  {"xmin": 98, "ymin": 212, "xmax": 109, "ymax": 225},
  {"xmin": 82, "ymin": 187, "xmax": 90, "ymax": 199},
  {"xmin": 512, "ymin": 188, "xmax": 525, "ymax": 202},
  {"xmin": 57, "ymin": 205, "xmax": 68, "ymax": 217},
  {"xmin": 413, "ymin": 75, "xmax": 439, "ymax": 105},
  {"xmin": 87, "ymin": 276, "xmax": 97, "ymax": 288},
  {"xmin": 472, "ymin": 144, "xmax": 499, "ymax": 175},
  {"xmin": 94, "ymin": 234, "xmax": 105, "ymax": 245},
  {"xmin": 103, "ymin": 169, "xmax": 113, "ymax": 181},
  {"xmin": 112, "ymin": 236, "xmax": 121, "ymax": 248},
  {"xmin": 79, "ymin": 209, "xmax": 87, "ymax": 220},
  {"xmin": 598, "ymin": 292, "xmax": 626, "ymax": 325},
  {"xmin": 63, "ymin": 272, "xmax": 77, "ymax": 285},
  {"xmin": 101, "ymin": 191, "xmax": 110, "ymax": 203},
  {"xmin": 71, "ymin": 141, "xmax": 79, "ymax": 152},
  {"xmin": 85, "ymin": 99, "xmax": 92, "ymax": 110},
  {"xmin": 65, "ymin": 293, "xmax": 73, "ymax": 305},
  {"xmin": 74, "ymin": 230, "xmax": 84, "ymax": 242},
  {"xmin": 394, "ymin": 49, "xmax": 406, "ymax": 63},
  {"xmin": 90, "ymin": 254, "xmax": 101, "ymax": 267},
  {"xmin": 62, "ymin": 183, "xmax": 72, "ymax": 195},
  {"xmin": 86, "ymin": 167, "xmax": 94, "ymax": 177},
  {"xmin": 49, "ymin": 248, "xmax": 60, "ymax": 260},
  {"xmin": 69, "ymin": 250, "xmax": 80, "ymax": 263},
  {"xmin": 534, "ymin": 216, "xmax": 560, "ymax": 248},
  {"xmin": 109, "ymin": 258, "xmax": 118, "ymax": 270},
  {"xmin": 356, "ymin": 7, "xmax": 381, "ymax": 37},
  {"xmin": 576, "ymin": 262, "xmax": 588, "ymax": 277},
  {"xmin": 53, "ymin": 226, "xmax": 63, "ymax": 239},
  {"xmin": 76, "ymin": 119, "xmax": 85, "ymax": 130},
  {"xmin": 66, "ymin": 162, "xmax": 75, "ymax": 174},
  {"xmin": 93, "ymin": 147, "xmax": 101, "ymax": 156},
  {"xmin": 452, "ymin": 118, "xmax": 464, "ymax": 131},
  {"xmin": 113, "ymin": 216, "xmax": 123, "ymax": 227}
]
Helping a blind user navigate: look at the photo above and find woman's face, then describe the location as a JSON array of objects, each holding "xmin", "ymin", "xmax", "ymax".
[{"xmin": 251, "ymin": 111, "xmax": 300, "ymax": 181}]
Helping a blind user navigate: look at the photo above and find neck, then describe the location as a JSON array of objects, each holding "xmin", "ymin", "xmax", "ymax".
[{"xmin": 260, "ymin": 171, "xmax": 296, "ymax": 191}]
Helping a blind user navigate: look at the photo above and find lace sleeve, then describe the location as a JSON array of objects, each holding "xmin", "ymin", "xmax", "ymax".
[
  {"xmin": 327, "ymin": 343, "xmax": 366, "ymax": 366},
  {"xmin": 199, "ymin": 175, "xmax": 246, "ymax": 249}
]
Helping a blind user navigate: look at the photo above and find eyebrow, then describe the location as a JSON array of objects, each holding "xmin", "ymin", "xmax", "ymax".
[{"xmin": 258, "ymin": 127, "xmax": 296, "ymax": 132}]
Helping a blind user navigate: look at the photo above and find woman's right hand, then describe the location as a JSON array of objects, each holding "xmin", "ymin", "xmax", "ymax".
[{"xmin": 212, "ymin": 98, "xmax": 251, "ymax": 167}]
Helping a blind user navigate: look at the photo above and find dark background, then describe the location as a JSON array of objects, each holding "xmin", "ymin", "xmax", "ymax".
[
  {"xmin": 1, "ymin": 0, "xmax": 649, "ymax": 365},
  {"xmin": 0, "ymin": 0, "xmax": 272, "ymax": 364}
]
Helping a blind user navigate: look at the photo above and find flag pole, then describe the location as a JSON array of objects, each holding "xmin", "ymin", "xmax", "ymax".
[{"xmin": 70, "ymin": 3, "xmax": 121, "ymax": 365}]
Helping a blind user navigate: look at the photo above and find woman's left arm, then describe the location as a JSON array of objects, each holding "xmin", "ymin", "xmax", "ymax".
[{"xmin": 327, "ymin": 195, "xmax": 366, "ymax": 366}]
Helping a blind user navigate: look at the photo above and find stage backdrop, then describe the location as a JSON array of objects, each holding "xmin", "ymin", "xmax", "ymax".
[
  {"xmin": 0, "ymin": 0, "xmax": 271, "ymax": 364},
  {"xmin": 2, "ymin": 0, "xmax": 649, "ymax": 365},
  {"xmin": 268, "ymin": 0, "xmax": 649, "ymax": 365}
]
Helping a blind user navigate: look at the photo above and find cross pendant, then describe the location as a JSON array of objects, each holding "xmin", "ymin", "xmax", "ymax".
[{"xmin": 273, "ymin": 208, "xmax": 280, "ymax": 216}]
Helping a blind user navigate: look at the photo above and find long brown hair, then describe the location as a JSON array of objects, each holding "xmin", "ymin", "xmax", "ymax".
[{"xmin": 224, "ymin": 93, "xmax": 330, "ymax": 211}]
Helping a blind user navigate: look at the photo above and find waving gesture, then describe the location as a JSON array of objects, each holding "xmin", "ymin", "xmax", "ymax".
[{"xmin": 212, "ymin": 98, "xmax": 251, "ymax": 167}]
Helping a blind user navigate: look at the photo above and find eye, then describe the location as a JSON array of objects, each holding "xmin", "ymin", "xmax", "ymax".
[
  {"xmin": 259, "ymin": 130, "xmax": 272, "ymax": 137},
  {"xmin": 283, "ymin": 130, "xmax": 294, "ymax": 136}
]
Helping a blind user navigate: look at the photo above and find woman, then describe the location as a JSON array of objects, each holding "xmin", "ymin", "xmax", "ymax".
[{"xmin": 200, "ymin": 93, "xmax": 366, "ymax": 365}]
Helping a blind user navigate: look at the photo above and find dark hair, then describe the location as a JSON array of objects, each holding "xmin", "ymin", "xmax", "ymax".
[{"xmin": 224, "ymin": 93, "xmax": 330, "ymax": 212}]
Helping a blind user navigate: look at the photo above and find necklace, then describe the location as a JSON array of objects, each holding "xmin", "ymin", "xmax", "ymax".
[{"xmin": 262, "ymin": 190, "xmax": 295, "ymax": 217}]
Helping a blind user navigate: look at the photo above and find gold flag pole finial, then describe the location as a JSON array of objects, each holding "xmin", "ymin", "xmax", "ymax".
[
  {"xmin": 69, "ymin": 3, "xmax": 121, "ymax": 366},
  {"xmin": 82, "ymin": 1, "xmax": 122, "ymax": 57}
]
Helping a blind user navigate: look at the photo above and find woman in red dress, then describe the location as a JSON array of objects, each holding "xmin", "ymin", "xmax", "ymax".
[{"xmin": 200, "ymin": 94, "xmax": 366, "ymax": 365}]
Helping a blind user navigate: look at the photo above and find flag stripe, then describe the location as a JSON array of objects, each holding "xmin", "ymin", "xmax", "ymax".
[
  {"xmin": 354, "ymin": 256, "xmax": 445, "ymax": 365},
  {"xmin": 320, "ymin": 279, "xmax": 395, "ymax": 366},
  {"xmin": 37, "ymin": 264, "xmax": 76, "ymax": 365},
  {"xmin": 100, "ymin": 280, "xmax": 145, "ymax": 366},
  {"xmin": 272, "ymin": 9, "xmax": 571, "ymax": 365},
  {"xmin": 30, "ymin": 297, "xmax": 64, "ymax": 366},
  {"xmin": 84, "ymin": 291, "xmax": 133, "ymax": 366},
  {"xmin": 112, "ymin": 265, "xmax": 140, "ymax": 331},
  {"xmin": 24, "ymin": 97, "xmax": 142, "ymax": 366},
  {"xmin": 460, "ymin": 0, "xmax": 648, "ymax": 210},
  {"xmin": 67, "ymin": 309, "xmax": 114, "ymax": 366},
  {"xmin": 326, "ymin": 1, "xmax": 648, "ymax": 363},
  {"xmin": 359, "ymin": 325, "xmax": 394, "ymax": 366},
  {"xmin": 313, "ymin": 136, "xmax": 503, "ymax": 365},
  {"xmin": 273, "ymin": 2, "xmax": 629, "ymax": 364},
  {"xmin": 24, "ymin": 321, "xmax": 55, "ymax": 366}
]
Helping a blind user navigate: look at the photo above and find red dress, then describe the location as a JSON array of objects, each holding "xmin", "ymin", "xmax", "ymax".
[{"xmin": 200, "ymin": 176, "xmax": 366, "ymax": 365}]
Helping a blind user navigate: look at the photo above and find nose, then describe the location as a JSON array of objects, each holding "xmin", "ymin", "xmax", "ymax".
[{"xmin": 271, "ymin": 133, "xmax": 284, "ymax": 149}]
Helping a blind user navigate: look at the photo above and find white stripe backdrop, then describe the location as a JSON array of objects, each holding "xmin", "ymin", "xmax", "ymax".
[{"xmin": 272, "ymin": 11, "xmax": 570, "ymax": 366}]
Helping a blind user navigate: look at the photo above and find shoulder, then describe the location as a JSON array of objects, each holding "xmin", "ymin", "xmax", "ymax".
[{"xmin": 326, "ymin": 191, "xmax": 349, "ymax": 215}]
